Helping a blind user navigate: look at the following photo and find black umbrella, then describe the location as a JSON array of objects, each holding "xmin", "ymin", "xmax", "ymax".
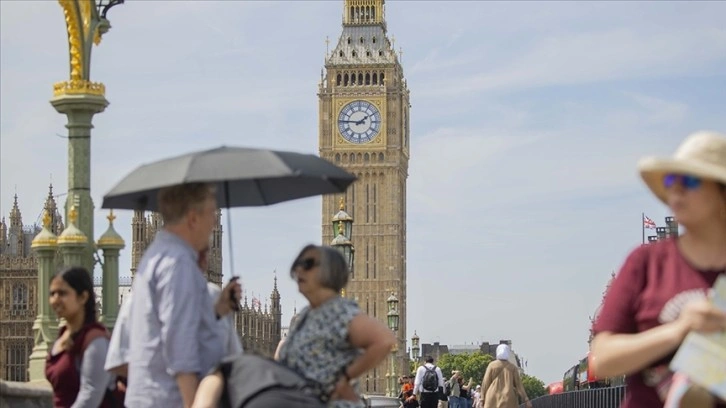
[{"xmin": 101, "ymin": 146, "xmax": 356, "ymax": 288}]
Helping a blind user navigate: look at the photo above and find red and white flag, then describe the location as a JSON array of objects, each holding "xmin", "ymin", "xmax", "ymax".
[{"xmin": 643, "ymin": 215, "xmax": 657, "ymax": 229}]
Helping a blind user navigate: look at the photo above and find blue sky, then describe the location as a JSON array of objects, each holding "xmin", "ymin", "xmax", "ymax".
[{"xmin": 1, "ymin": 1, "xmax": 725, "ymax": 384}]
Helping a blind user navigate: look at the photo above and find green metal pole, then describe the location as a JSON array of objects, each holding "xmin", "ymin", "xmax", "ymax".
[{"xmin": 28, "ymin": 215, "xmax": 59, "ymax": 383}]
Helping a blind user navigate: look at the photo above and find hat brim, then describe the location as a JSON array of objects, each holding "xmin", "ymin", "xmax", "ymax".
[{"xmin": 638, "ymin": 157, "xmax": 726, "ymax": 204}]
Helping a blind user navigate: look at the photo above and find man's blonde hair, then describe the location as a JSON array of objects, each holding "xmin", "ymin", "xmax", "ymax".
[{"xmin": 157, "ymin": 183, "xmax": 216, "ymax": 225}]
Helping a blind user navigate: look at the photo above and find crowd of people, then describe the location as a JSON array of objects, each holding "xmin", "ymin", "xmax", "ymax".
[{"xmin": 41, "ymin": 131, "xmax": 726, "ymax": 408}]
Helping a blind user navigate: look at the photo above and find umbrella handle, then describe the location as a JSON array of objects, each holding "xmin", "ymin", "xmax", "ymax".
[{"xmin": 224, "ymin": 181, "xmax": 240, "ymax": 311}]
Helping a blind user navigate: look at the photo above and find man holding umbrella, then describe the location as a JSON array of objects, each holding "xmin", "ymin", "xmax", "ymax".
[{"xmin": 126, "ymin": 183, "xmax": 235, "ymax": 408}]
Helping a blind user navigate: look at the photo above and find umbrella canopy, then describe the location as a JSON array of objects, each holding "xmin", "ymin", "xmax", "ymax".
[{"xmin": 101, "ymin": 146, "xmax": 356, "ymax": 211}]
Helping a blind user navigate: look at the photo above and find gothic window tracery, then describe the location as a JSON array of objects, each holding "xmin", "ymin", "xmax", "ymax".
[
  {"xmin": 365, "ymin": 73, "xmax": 370, "ymax": 84},
  {"xmin": 12, "ymin": 283, "xmax": 28, "ymax": 311},
  {"xmin": 372, "ymin": 73, "xmax": 378, "ymax": 85},
  {"xmin": 336, "ymin": 74, "xmax": 341, "ymax": 86}
]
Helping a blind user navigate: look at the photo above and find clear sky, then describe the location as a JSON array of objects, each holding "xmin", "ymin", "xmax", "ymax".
[{"xmin": 1, "ymin": 1, "xmax": 725, "ymax": 384}]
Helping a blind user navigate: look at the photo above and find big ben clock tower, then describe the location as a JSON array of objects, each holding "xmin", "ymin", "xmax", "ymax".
[{"xmin": 319, "ymin": 0, "xmax": 410, "ymax": 394}]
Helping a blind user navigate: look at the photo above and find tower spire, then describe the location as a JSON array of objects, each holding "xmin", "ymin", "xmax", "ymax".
[
  {"xmin": 343, "ymin": 0, "xmax": 385, "ymax": 25},
  {"xmin": 9, "ymin": 193, "xmax": 22, "ymax": 228}
]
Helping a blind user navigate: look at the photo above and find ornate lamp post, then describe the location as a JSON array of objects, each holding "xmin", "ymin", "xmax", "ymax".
[
  {"xmin": 386, "ymin": 292, "xmax": 400, "ymax": 397},
  {"xmin": 411, "ymin": 331, "xmax": 420, "ymax": 364},
  {"xmin": 330, "ymin": 197, "xmax": 354, "ymax": 296},
  {"xmin": 29, "ymin": 0, "xmax": 125, "ymax": 381},
  {"xmin": 52, "ymin": 0, "xmax": 124, "ymax": 273}
]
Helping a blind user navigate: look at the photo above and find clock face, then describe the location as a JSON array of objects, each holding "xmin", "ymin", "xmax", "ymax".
[{"xmin": 337, "ymin": 100, "xmax": 382, "ymax": 144}]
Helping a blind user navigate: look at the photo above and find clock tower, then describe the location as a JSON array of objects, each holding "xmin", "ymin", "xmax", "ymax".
[{"xmin": 319, "ymin": 0, "xmax": 410, "ymax": 394}]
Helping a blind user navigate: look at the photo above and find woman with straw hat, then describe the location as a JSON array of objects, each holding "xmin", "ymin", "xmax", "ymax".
[{"xmin": 590, "ymin": 131, "xmax": 726, "ymax": 408}]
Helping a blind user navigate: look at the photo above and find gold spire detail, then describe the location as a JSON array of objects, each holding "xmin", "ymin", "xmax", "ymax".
[
  {"xmin": 42, "ymin": 210, "xmax": 52, "ymax": 229},
  {"xmin": 68, "ymin": 205, "xmax": 78, "ymax": 224},
  {"xmin": 107, "ymin": 209, "xmax": 116, "ymax": 224},
  {"xmin": 339, "ymin": 197, "xmax": 345, "ymax": 211}
]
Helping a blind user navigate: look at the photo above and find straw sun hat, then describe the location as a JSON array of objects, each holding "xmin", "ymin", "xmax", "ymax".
[{"xmin": 638, "ymin": 131, "xmax": 726, "ymax": 204}]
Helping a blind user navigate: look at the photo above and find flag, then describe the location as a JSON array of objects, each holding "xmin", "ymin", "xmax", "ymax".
[{"xmin": 643, "ymin": 215, "xmax": 657, "ymax": 229}]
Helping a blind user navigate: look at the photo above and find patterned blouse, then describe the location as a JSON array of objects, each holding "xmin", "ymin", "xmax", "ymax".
[{"xmin": 278, "ymin": 296, "xmax": 364, "ymax": 408}]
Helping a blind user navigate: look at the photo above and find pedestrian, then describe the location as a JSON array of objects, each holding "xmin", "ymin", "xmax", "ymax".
[
  {"xmin": 479, "ymin": 344, "xmax": 530, "ymax": 408},
  {"xmin": 125, "ymin": 183, "xmax": 227, "ymax": 408},
  {"xmin": 591, "ymin": 131, "xmax": 726, "ymax": 408}
]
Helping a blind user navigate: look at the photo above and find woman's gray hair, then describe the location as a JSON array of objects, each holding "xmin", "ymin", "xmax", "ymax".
[{"xmin": 291, "ymin": 244, "xmax": 349, "ymax": 292}]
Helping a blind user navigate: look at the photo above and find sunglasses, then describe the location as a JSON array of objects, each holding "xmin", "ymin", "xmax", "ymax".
[
  {"xmin": 663, "ymin": 174, "xmax": 702, "ymax": 190},
  {"xmin": 291, "ymin": 257, "xmax": 320, "ymax": 272}
]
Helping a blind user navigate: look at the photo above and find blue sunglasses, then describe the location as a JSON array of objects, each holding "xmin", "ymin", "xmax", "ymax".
[{"xmin": 663, "ymin": 174, "xmax": 702, "ymax": 190}]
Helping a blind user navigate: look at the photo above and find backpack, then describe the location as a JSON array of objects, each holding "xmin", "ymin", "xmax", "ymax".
[
  {"xmin": 444, "ymin": 381, "xmax": 451, "ymax": 397},
  {"xmin": 422, "ymin": 365, "xmax": 439, "ymax": 392}
]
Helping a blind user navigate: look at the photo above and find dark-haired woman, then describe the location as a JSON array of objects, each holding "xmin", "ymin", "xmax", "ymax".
[
  {"xmin": 192, "ymin": 244, "xmax": 396, "ymax": 408},
  {"xmin": 46, "ymin": 266, "xmax": 114, "ymax": 408}
]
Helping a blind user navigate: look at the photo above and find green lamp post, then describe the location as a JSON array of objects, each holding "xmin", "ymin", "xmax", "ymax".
[{"xmin": 386, "ymin": 292, "xmax": 400, "ymax": 397}]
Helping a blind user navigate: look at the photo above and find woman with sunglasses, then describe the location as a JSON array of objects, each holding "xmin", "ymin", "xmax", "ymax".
[
  {"xmin": 276, "ymin": 244, "xmax": 396, "ymax": 406},
  {"xmin": 192, "ymin": 244, "xmax": 395, "ymax": 408},
  {"xmin": 591, "ymin": 131, "xmax": 726, "ymax": 408}
]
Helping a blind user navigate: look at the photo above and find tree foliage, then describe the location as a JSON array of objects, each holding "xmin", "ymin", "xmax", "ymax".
[
  {"xmin": 521, "ymin": 374, "xmax": 547, "ymax": 400},
  {"xmin": 435, "ymin": 352, "xmax": 493, "ymax": 385}
]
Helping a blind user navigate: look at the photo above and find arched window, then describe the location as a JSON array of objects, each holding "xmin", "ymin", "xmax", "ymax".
[
  {"xmin": 339, "ymin": 50, "xmax": 343, "ymax": 57},
  {"xmin": 352, "ymin": 50, "xmax": 357, "ymax": 58},
  {"xmin": 364, "ymin": 153, "xmax": 370, "ymax": 162},
  {"xmin": 343, "ymin": 153, "xmax": 348, "ymax": 162},
  {"xmin": 371, "ymin": 6, "xmax": 376, "ymax": 20},
  {"xmin": 372, "ymin": 37, "xmax": 377, "ymax": 44},
  {"xmin": 335, "ymin": 153, "xmax": 341, "ymax": 163},
  {"xmin": 336, "ymin": 74, "xmax": 341, "ymax": 86},
  {"xmin": 358, "ymin": 73, "xmax": 363, "ymax": 84},
  {"xmin": 380, "ymin": 72, "xmax": 385, "ymax": 84},
  {"xmin": 360, "ymin": 37, "xmax": 365, "ymax": 44},
  {"xmin": 351, "ymin": 73, "xmax": 356, "ymax": 85},
  {"xmin": 357, "ymin": 153, "xmax": 362, "ymax": 162},
  {"xmin": 378, "ymin": 153, "xmax": 384, "ymax": 162},
  {"xmin": 365, "ymin": 73, "xmax": 371, "ymax": 85},
  {"xmin": 347, "ymin": 36, "xmax": 351, "ymax": 45},
  {"xmin": 12, "ymin": 283, "xmax": 28, "ymax": 311},
  {"xmin": 344, "ymin": 73, "xmax": 349, "ymax": 86},
  {"xmin": 372, "ymin": 73, "xmax": 378, "ymax": 85},
  {"xmin": 350, "ymin": 154, "xmax": 356, "ymax": 163}
]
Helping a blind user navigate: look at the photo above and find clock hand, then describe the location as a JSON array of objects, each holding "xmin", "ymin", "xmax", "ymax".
[{"xmin": 354, "ymin": 116, "xmax": 369, "ymax": 126}]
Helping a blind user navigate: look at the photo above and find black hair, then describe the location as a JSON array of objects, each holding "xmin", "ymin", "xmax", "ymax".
[
  {"xmin": 52, "ymin": 266, "xmax": 97, "ymax": 326},
  {"xmin": 426, "ymin": 356, "xmax": 434, "ymax": 364}
]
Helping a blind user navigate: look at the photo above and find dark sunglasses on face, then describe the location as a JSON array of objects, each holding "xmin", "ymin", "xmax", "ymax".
[
  {"xmin": 291, "ymin": 257, "xmax": 319, "ymax": 272},
  {"xmin": 664, "ymin": 174, "xmax": 702, "ymax": 190}
]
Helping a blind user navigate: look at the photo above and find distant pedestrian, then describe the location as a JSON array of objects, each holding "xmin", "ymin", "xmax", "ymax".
[
  {"xmin": 479, "ymin": 344, "xmax": 530, "ymax": 408},
  {"xmin": 414, "ymin": 356, "xmax": 445, "ymax": 408}
]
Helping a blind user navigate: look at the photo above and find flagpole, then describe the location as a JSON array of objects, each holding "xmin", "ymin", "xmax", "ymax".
[{"xmin": 642, "ymin": 212, "xmax": 645, "ymax": 245}]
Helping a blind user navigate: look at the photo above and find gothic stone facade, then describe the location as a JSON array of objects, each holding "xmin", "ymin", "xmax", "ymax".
[
  {"xmin": 0, "ymin": 189, "xmax": 63, "ymax": 381},
  {"xmin": 319, "ymin": 0, "xmax": 411, "ymax": 394}
]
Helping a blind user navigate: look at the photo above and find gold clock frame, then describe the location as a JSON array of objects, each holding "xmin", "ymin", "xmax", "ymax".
[{"xmin": 332, "ymin": 97, "xmax": 387, "ymax": 149}]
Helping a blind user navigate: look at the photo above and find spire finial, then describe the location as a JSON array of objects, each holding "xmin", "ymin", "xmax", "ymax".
[
  {"xmin": 325, "ymin": 36, "xmax": 330, "ymax": 56},
  {"xmin": 107, "ymin": 209, "xmax": 116, "ymax": 224},
  {"xmin": 339, "ymin": 197, "xmax": 345, "ymax": 211},
  {"xmin": 68, "ymin": 205, "xmax": 78, "ymax": 224}
]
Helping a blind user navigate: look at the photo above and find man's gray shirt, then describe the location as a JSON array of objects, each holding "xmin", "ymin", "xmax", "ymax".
[{"xmin": 126, "ymin": 230, "xmax": 224, "ymax": 408}]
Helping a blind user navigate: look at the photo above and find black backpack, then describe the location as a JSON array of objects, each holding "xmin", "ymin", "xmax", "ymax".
[{"xmin": 422, "ymin": 365, "xmax": 439, "ymax": 392}]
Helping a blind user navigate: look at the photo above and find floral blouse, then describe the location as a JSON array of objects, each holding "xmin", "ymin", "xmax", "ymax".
[{"xmin": 278, "ymin": 296, "xmax": 364, "ymax": 408}]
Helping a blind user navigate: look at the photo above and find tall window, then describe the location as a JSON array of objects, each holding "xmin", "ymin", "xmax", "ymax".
[
  {"xmin": 12, "ymin": 283, "xmax": 28, "ymax": 311},
  {"xmin": 6, "ymin": 341, "xmax": 30, "ymax": 381}
]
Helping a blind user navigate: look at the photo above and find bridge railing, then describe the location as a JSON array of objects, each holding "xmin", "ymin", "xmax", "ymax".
[{"xmin": 520, "ymin": 386, "xmax": 626, "ymax": 408}]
